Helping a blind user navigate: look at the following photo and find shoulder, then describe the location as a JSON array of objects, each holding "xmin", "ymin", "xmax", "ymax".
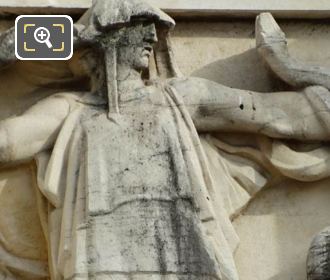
[
  {"xmin": 165, "ymin": 77, "xmax": 224, "ymax": 102},
  {"xmin": 166, "ymin": 77, "xmax": 206, "ymax": 87},
  {"xmin": 24, "ymin": 91, "xmax": 88, "ymax": 118},
  {"xmin": 166, "ymin": 77, "xmax": 222, "ymax": 93},
  {"xmin": 52, "ymin": 91, "xmax": 87, "ymax": 104},
  {"xmin": 52, "ymin": 91, "xmax": 107, "ymax": 109}
]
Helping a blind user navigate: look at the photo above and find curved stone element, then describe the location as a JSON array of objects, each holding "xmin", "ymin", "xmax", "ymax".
[
  {"xmin": 256, "ymin": 12, "xmax": 330, "ymax": 90},
  {"xmin": 307, "ymin": 227, "xmax": 330, "ymax": 280},
  {"xmin": 259, "ymin": 138, "xmax": 330, "ymax": 182}
]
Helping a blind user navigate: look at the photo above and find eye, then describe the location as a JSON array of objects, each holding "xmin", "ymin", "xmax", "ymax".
[{"xmin": 142, "ymin": 21, "xmax": 152, "ymax": 27}]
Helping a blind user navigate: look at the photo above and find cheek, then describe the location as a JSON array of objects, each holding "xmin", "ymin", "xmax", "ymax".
[
  {"xmin": 133, "ymin": 47, "xmax": 147, "ymax": 65},
  {"xmin": 117, "ymin": 47, "xmax": 135, "ymax": 64},
  {"xmin": 118, "ymin": 45, "xmax": 149, "ymax": 69}
]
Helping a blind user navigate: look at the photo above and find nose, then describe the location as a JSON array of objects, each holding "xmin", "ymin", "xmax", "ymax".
[{"xmin": 144, "ymin": 24, "xmax": 158, "ymax": 43}]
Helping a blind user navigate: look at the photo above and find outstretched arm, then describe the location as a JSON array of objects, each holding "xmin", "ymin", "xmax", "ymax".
[
  {"xmin": 169, "ymin": 77, "xmax": 330, "ymax": 141},
  {"xmin": 0, "ymin": 95, "xmax": 71, "ymax": 164}
]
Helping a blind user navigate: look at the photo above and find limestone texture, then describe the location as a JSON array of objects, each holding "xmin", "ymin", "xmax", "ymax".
[{"xmin": 0, "ymin": 1, "xmax": 330, "ymax": 280}]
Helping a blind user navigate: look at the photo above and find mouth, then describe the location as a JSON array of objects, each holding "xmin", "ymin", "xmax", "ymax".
[
  {"xmin": 142, "ymin": 45, "xmax": 153, "ymax": 56},
  {"xmin": 144, "ymin": 46, "xmax": 152, "ymax": 52}
]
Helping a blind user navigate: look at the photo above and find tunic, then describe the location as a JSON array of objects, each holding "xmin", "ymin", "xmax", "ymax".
[
  {"xmin": 36, "ymin": 84, "xmax": 239, "ymax": 280},
  {"xmin": 78, "ymin": 85, "xmax": 219, "ymax": 279}
]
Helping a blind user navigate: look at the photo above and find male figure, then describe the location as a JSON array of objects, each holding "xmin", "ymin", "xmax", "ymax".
[{"xmin": 1, "ymin": 1, "xmax": 330, "ymax": 279}]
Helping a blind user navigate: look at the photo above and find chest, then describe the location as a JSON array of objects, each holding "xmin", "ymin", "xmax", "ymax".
[
  {"xmin": 79, "ymin": 93, "xmax": 187, "ymax": 208},
  {"xmin": 79, "ymin": 89, "xmax": 182, "ymax": 189}
]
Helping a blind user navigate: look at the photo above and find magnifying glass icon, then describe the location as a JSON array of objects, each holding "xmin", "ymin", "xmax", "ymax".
[{"xmin": 34, "ymin": 27, "xmax": 53, "ymax": 49}]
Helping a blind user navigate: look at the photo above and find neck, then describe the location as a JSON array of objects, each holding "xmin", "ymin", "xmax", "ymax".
[
  {"xmin": 89, "ymin": 58, "xmax": 145, "ymax": 98},
  {"xmin": 90, "ymin": 50, "xmax": 147, "ymax": 114},
  {"xmin": 117, "ymin": 63, "xmax": 145, "ymax": 94}
]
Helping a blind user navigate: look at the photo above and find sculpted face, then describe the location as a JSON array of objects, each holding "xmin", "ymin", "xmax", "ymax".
[
  {"xmin": 78, "ymin": 22, "xmax": 159, "ymax": 93},
  {"xmin": 116, "ymin": 22, "xmax": 158, "ymax": 71}
]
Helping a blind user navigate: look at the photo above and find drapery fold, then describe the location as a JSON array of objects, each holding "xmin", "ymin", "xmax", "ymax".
[{"xmin": 32, "ymin": 85, "xmax": 330, "ymax": 280}]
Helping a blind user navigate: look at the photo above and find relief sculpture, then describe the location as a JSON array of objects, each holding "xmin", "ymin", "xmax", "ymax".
[{"xmin": 0, "ymin": 1, "xmax": 330, "ymax": 279}]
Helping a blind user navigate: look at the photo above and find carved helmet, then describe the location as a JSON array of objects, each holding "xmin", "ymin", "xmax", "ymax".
[
  {"xmin": 76, "ymin": 0, "xmax": 175, "ymax": 44},
  {"xmin": 74, "ymin": 0, "xmax": 179, "ymax": 116}
]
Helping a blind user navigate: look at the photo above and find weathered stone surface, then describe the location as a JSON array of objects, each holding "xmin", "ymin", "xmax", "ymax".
[
  {"xmin": 2, "ymin": 0, "xmax": 330, "ymax": 18},
  {"xmin": 1, "ymin": 1, "xmax": 330, "ymax": 280},
  {"xmin": 0, "ymin": 0, "xmax": 90, "ymax": 16},
  {"xmin": 256, "ymin": 13, "xmax": 330, "ymax": 90},
  {"xmin": 234, "ymin": 179, "xmax": 330, "ymax": 280},
  {"xmin": 307, "ymin": 227, "xmax": 330, "ymax": 280}
]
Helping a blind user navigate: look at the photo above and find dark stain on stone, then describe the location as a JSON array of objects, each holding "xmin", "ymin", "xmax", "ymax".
[
  {"xmin": 307, "ymin": 227, "xmax": 330, "ymax": 280},
  {"xmin": 154, "ymin": 221, "xmax": 167, "ymax": 274}
]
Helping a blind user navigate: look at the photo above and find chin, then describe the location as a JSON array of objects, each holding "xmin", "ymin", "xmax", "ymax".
[{"xmin": 135, "ymin": 59, "xmax": 150, "ymax": 71}]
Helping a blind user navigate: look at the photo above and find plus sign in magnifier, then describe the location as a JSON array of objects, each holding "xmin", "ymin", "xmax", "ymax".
[
  {"xmin": 34, "ymin": 27, "xmax": 53, "ymax": 49},
  {"xmin": 15, "ymin": 15, "xmax": 73, "ymax": 60}
]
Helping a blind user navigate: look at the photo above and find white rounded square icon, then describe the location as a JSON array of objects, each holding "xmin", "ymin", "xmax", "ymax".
[{"xmin": 15, "ymin": 15, "xmax": 73, "ymax": 60}]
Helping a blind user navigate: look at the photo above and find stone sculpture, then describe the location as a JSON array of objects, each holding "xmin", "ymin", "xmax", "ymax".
[
  {"xmin": 307, "ymin": 227, "xmax": 330, "ymax": 280},
  {"xmin": 1, "ymin": 1, "xmax": 330, "ymax": 279}
]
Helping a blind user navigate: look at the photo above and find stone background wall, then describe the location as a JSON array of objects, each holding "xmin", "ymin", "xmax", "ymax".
[
  {"xmin": 171, "ymin": 19, "xmax": 330, "ymax": 280},
  {"xmin": 1, "ymin": 17, "xmax": 330, "ymax": 280}
]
